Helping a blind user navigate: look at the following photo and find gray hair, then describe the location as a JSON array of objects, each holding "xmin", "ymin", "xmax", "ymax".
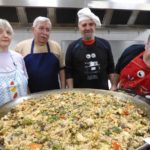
[
  {"xmin": 0, "ymin": 18, "xmax": 13, "ymax": 34},
  {"xmin": 32, "ymin": 16, "xmax": 51, "ymax": 27}
]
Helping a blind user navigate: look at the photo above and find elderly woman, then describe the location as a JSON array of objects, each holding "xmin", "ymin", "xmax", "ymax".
[{"xmin": 0, "ymin": 19, "xmax": 28, "ymax": 106}]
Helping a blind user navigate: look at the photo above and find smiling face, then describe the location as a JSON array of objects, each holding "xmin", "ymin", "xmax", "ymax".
[
  {"xmin": 0, "ymin": 27, "xmax": 12, "ymax": 51},
  {"xmin": 78, "ymin": 19, "xmax": 96, "ymax": 41},
  {"xmin": 32, "ymin": 21, "xmax": 51, "ymax": 46}
]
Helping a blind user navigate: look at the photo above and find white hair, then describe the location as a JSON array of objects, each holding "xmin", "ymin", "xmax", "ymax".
[
  {"xmin": 32, "ymin": 16, "xmax": 51, "ymax": 27},
  {"xmin": 0, "ymin": 18, "xmax": 13, "ymax": 34}
]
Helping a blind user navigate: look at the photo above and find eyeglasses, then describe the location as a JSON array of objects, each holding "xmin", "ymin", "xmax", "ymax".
[{"xmin": 81, "ymin": 23, "xmax": 95, "ymax": 27}]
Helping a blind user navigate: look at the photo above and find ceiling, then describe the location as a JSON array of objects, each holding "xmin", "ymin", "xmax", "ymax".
[{"xmin": 1, "ymin": 0, "xmax": 150, "ymax": 28}]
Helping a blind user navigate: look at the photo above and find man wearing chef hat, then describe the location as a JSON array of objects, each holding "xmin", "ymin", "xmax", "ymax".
[{"xmin": 65, "ymin": 8, "xmax": 116, "ymax": 90}]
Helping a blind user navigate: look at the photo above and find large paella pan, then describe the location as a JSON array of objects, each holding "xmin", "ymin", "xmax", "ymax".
[{"xmin": 0, "ymin": 89, "xmax": 150, "ymax": 150}]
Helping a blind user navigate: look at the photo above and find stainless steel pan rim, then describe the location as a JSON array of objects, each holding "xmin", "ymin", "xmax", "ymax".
[{"xmin": 0, "ymin": 88, "xmax": 150, "ymax": 118}]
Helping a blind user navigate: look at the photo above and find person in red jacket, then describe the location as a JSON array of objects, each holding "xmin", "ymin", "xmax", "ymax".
[{"xmin": 114, "ymin": 36, "xmax": 150, "ymax": 96}]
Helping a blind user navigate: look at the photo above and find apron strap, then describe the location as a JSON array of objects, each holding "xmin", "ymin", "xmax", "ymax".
[
  {"xmin": 9, "ymin": 52, "xmax": 17, "ymax": 69},
  {"xmin": 46, "ymin": 42, "xmax": 51, "ymax": 53},
  {"xmin": 31, "ymin": 40, "xmax": 51, "ymax": 54}
]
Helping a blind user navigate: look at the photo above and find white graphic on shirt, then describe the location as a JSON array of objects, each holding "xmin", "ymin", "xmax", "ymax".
[
  {"xmin": 86, "ymin": 54, "xmax": 91, "ymax": 59},
  {"xmin": 84, "ymin": 53, "xmax": 100, "ymax": 80},
  {"xmin": 137, "ymin": 70, "xmax": 145, "ymax": 78},
  {"xmin": 127, "ymin": 75, "xmax": 134, "ymax": 81},
  {"xmin": 91, "ymin": 53, "xmax": 96, "ymax": 58}
]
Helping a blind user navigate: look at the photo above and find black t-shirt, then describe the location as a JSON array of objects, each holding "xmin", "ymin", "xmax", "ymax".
[
  {"xmin": 115, "ymin": 44, "xmax": 145, "ymax": 74},
  {"xmin": 65, "ymin": 37, "xmax": 115, "ymax": 89}
]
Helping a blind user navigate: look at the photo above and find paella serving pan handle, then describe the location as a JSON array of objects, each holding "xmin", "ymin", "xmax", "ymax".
[{"xmin": 135, "ymin": 137, "xmax": 150, "ymax": 150}]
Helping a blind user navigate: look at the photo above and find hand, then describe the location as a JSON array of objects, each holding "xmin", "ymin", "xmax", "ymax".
[{"xmin": 110, "ymin": 85, "xmax": 118, "ymax": 91}]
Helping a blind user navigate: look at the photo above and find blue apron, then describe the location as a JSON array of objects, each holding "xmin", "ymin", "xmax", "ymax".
[
  {"xmin": 0, "ymin": 52, "xmax": 28, "ymax": 106},
  {"xmin": 24, "ymin": 40, "xmax": 60, "ymax": 93}
]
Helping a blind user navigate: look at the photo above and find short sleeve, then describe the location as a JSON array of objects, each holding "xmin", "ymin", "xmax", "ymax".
[{"xmin": 49, "ymin": 40, "xmax": 65, "ymax": 69}]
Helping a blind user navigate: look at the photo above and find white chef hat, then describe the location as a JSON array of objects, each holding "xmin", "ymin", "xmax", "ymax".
[{"xmin": 77, "ymin": 7, "xmax": 101, "ymax": 26}]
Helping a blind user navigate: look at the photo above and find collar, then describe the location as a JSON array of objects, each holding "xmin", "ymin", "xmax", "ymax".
[{"xmin": 82, "ymin": 39, "xmax": 95, "ymax": 45}]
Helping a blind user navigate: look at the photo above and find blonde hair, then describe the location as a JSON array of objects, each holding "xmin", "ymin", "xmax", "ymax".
[
  {"xmin": 0, "ymin": 19, "xmax": 13, "ymax": 34},
  {"xmin": 32, "ymin": 16, "xmax": 51, "ymax": 27}
]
